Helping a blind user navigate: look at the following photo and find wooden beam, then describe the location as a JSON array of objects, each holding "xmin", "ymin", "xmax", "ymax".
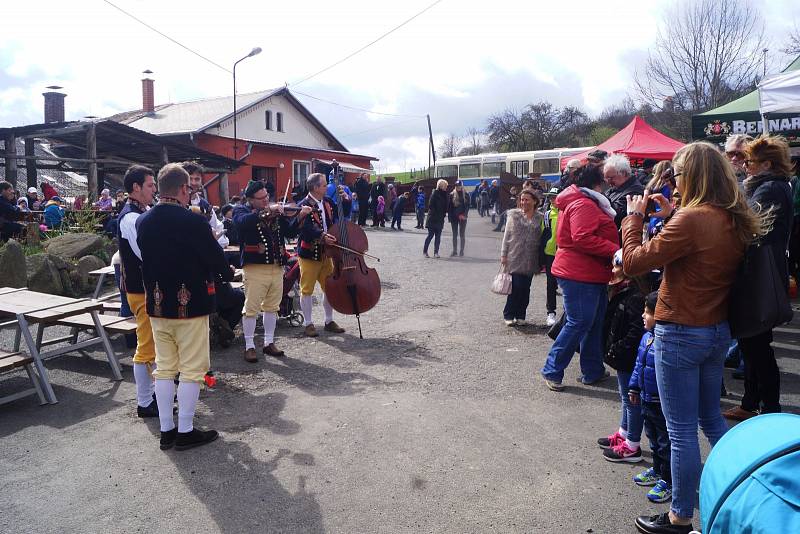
[
  {"xmin": 18, "ymin": 124, "xmax": 90, "ymax": 138},
  {"xmin": 24, "ymin": 138, "xmax": 37, "ymax": 189},
  {"xmin": 219, "ymin": 173, "xmax": 229, "ymax": 204},
  {"xmin": 0, "ymin": 153, "xmax": 137, "ymax": 166},
  {"xmin": 3, "ymin": 133, "xmax": 17, "ymax": 187},
  {"xmin": 86, "ymin": 123, "xmax": 98, "ymax": 201}
]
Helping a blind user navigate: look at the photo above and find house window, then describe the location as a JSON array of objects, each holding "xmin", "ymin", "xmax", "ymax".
[
  {"xmin": 276, "ymin": 112, "xmax": 284, "ymax": 132},
  {"xmin": 265, "ymin": 110, "xmax": 272, "ymax": 130},
  {"xmin": 293, "ymin": 161, "xmax": 310, "ymax": 184}
]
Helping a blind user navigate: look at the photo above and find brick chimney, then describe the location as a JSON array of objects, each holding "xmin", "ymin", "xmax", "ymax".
[
  {"xmin": 43, "ymin": 86, "xmax": 66, "ymax": 123},
  {"xmin": 142, "ymin": 70, "xmax": 155, "ymax": 113}
]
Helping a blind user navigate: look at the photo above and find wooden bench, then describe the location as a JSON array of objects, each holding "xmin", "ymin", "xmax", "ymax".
[
  {"xmin": 35, "ymin": 314, "xmax": 137, "ymax": 353},
  {"xmin": 0, "ymin": 350, "xmax": 47, "ymax": 406}
]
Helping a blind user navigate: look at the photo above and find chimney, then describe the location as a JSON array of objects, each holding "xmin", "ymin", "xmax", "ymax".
[
  {"xmin": 43, "ymin": 86, "xmax": 66, "ymax": 123},
  {"xmin": 142, "ymin": 70, "xmax": 155, "ymax": 113}
]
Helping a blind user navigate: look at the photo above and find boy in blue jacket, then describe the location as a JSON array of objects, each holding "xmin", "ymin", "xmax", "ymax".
[{"xmin": 629, "ymin": 290, "xmax": 672, "ymax": 503}]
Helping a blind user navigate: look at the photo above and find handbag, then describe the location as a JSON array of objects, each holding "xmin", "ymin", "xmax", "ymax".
[
  {"xmin": 547, "ymin": 312, "xmax": 566, "ymax": 340},
  {"xmin": 491, "ymin": 268, "xmax": 512, "ymax": 295},
  {"xmin": 728, "ymin": 242, "xmax": 793, "ymax": 339}
]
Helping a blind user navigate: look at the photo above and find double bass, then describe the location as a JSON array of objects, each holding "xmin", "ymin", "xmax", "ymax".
[{"xmin": 324, "ymin": 161, "xmax": 381, "ymax": 338}]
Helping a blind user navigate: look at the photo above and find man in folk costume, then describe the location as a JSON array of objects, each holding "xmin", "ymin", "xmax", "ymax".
[
  {"xmin": 233, "ymin": 180, "xmax": 311, "ymax": 362},
  {"xmin": 297, "ymin": 173, "xmax": 346, "ymax": 337},
  {"xmin": 137, "ymin": 164, "xmax": 234, "ymax": 451},
  {"xmin": 117, "ymin": 165, "xmax": 159, "ymax": 418}
]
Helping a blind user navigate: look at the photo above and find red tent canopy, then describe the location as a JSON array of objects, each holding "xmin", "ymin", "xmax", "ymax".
[{"xmin": 561, "ymin": 115, "xmax": 685, "ymax": 168}]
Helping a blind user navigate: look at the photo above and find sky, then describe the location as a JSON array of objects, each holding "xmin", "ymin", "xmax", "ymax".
[{"xmin": 2, "ymin": 0, "xmax": 799, "ymax": 173}]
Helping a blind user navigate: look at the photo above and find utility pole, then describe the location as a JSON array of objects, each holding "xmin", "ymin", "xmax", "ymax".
[{"xmin": 426, "ymin": 114, "xmax": 436, "ymax": 179}]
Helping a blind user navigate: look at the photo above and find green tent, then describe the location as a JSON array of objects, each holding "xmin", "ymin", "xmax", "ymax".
[{"xmin": 692, "ymin": 55, "xmax": 800, "ymax": 145}]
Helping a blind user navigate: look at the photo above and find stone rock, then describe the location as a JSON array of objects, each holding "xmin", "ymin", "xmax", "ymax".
[
  {"xmin": 59, "ymin": 269, "xmax": 77, "ymax": 297},
  {"xmin": 0, "ymin": 239, "xmax": 27, "ymax": 288},
  {"xmin": 43, "ymin": 233, "xmax": 104, "ymax": 260},
  {"xmin": 76, "ymin": 255, "xmax": 107, "ymax": 293},
  {"xmin": 26, "ymin": 254, "xmax": 64, "ymax": 295}
]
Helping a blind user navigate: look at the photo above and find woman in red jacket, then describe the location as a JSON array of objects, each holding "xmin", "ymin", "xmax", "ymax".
[{"xmin": 541, "ymin": 165, "xmax": 620, "ymax": 391}]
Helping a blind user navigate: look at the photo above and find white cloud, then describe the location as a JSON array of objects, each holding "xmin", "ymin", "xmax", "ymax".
[{"xmin": 1, "ymin": 0, "xmax": 798, "ymax": 172}]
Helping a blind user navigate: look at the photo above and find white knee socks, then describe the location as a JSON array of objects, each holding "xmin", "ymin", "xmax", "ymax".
[
  {"xmin": 155, "ymin": 379, "xmax": 176, "ymax": 432},
  {"xmin": 322, "ymin": 293, "xmax": 334, "ymax": 324},
  {"xmin": 177, "ymin": 381, "xmax": 200, "ymax": 433},
  {"xmin": 242, "ymin": 315, "xmax": 257, "ymax": 350},
  {"xmin": 301, "ymin": 295, "xmax": 313, "ymax": 326},
  {"xmin": 262, "ymin": 311, "xmax": 277, "ymax": 345},
  {"xmin": 133, "ymin": 363, "xmax": 155, "ymax": 407}
]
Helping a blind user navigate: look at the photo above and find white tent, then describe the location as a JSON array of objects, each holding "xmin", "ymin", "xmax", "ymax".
[{"xmin": 758, "ymin": 70, "xmax": 800, "ymax": 114}]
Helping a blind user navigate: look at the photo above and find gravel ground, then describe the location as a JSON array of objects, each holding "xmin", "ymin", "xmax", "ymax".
[{"xmin": 1, "ymin": 214, "xmax": 798, "ymax": 534}]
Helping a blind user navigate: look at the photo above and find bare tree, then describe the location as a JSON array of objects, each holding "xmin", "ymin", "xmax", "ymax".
[
  {"xmin": 486, "ymin": 108, "xmax": 532, "ymax": 152},
  {"xmin": 460, "ymin": 127, "xmax": 484, "ymax": 155},
  {"xmin": 438, "ymin": 134, "xmax": 463, "ymax": 158},
  {"xmin": 635, "ymin": 0, "xmax": 766, "ymax": 121},
  {"xmin": 783, "ymin": 23, "xmax": 800, "ymax": 55}
]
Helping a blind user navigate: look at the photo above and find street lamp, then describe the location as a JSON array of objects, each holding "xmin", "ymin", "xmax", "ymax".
[{"xmin": 233, "ymin": 47, "xmax": 262, "ymax": 160}]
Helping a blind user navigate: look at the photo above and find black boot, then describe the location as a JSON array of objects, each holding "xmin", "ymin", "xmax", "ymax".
[
  {"xmin": 137, "ymin": 400, "xmax": 159, "ymax": 418},
  {"xmin": 175, "ymin": 428, "xmax": 219, "ymax": 451},
  {"xmin": 160, "ymin": 428, "xmax": 177, "ymax": 450}
]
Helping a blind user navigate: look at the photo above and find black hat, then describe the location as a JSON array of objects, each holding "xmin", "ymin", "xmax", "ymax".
[
  {"xmin": 243, "ymin": 180, "xmax": 265, "ymax": 198},
  {"xmin": 587, "ymin": 149, "xmax": 608, "ymax": 161},
  {"xmin": 643, "ymin": 158, "xmax": 658, "ymax": 169}
]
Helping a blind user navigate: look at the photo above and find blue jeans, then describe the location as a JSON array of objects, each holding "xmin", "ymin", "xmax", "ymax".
[
  {"xmin": 541, "ymin": 278, "xmax": 607, "ymax": 383},
  {"xmin": 654, "ymin": 322, "xmax": 730, "ymax": 519},
  {"xmin": 617, "ymin": 370, "xmax": 642, "ymax": 443}
]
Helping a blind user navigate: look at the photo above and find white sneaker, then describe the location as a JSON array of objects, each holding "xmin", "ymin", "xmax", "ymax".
[
  {"xmin": 546, "ymin": 313, "xmax": 557, "ymax": 327},
  {"xmin": 504, "ymin": 319, "xmax": 516, "ymax": 326}
]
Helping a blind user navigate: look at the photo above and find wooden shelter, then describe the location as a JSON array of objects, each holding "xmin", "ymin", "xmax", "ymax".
[{"xmin": 0, "ymin": 120, "xmax": 240, "ymax": 200}]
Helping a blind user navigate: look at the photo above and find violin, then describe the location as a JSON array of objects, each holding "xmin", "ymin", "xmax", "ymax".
[
  {"xmin": 257, "ymin": 202, "xmax": 308, "ymax": 222},
  {"xmin": 323, "ymin": 160, "xmax": 381, "ymax": 338}
]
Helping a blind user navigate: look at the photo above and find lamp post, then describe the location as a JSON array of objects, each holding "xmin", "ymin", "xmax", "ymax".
[{"xmin": 233, "ymin": 47, "xmax": 262, "ymax": 160}]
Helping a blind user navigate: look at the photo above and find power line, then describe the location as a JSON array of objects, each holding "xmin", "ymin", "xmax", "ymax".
[
  {"xmin": 291, "ymin": 0, "xmax": 445, "ymax": 86},
  {"xmin": 339, "ymin": 117, "xmax": 422, "ymax": 138},
  {"xmin": 293, "ymin": 90, "xmax": 426, "ymax": 118},
  {"xmin": 103, "ymin": 0, "xmax": 232, "ymax": 74},
  {"xmin": 103, "ymin": 0, "xmax": 432, "ymax": 123}
]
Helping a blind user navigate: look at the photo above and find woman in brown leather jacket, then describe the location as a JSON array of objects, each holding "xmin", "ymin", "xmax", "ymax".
[{"xmin": 621, "ymin": 142, "xmax": 763, "ymax": 534}]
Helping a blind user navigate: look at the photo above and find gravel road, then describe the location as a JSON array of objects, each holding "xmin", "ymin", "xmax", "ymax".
[{"xmin": 2, "ymin": 213, "xmax": 798, "ymax": 534}]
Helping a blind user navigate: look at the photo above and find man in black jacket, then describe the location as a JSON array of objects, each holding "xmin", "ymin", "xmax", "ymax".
[
  {"xmin": 117, "ymin": 165, "xmax": 158, "ymax": 419},
  {"xmin": 137, "ymin": 163, "xmax": 234, "ymax": 451},
  {"xmin": 603, "ymin": 154, "xmax": 643, "ymax": 229},
  {"xmin": 369, "ymin": 176, "xmax": 387, "ymax": 227},
  {"xmin": 354, "ymin": 173, "xmax": 371, "ymax": 226},
  {"xmin": 0, "ymin": 182, "xmax": 25, "ymax": 241},
  {"xmin": 233, "ymin": 180, "xmax": 309, "ymax": 361}
]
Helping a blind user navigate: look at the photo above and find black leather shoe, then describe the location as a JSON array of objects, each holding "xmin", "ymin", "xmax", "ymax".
[
  {"xmin": 160, "ymin": 428, "xmax": 177, "ymax": 450},
  {"xmin": 137, "ymin": 400, "xmax": 160, "ymax": 418},
  {"xmin": 635, "ymin": 513, "xmax": 693, "ymax": 534},
  {"xmin": 175, "ymin": 428, "xmax": 219, "ymax": 451}
]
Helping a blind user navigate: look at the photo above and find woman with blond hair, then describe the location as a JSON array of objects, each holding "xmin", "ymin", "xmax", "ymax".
[
  {"xmin": 622, "ymin": 141, "xmax": 763, "ymax": 534},
  {"xmin": 723, "ymin": 135, "xmax": 794, "ymax": 422},
  {"xmin": 423, "ymin": 179, "xmax": 449, "ymax": 258}
]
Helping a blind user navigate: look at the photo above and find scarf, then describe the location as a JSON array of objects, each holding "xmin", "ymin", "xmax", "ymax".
[
  {"xmin": 579, "ymin": 187, "xmax": 617, "ymax": 220},
  {"xmin": 743, "ymin": 172, "xmax": 789, "ymax": 198}
]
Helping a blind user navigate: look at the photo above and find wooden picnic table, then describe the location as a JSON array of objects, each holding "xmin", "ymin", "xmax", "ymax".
[
  {"xmin": 0, "ymin": 287, "xmax": 124, "ymax": 404},
  {"xmin": 88, "ymin": 265, "xmax": 117, "ymax": 300}
]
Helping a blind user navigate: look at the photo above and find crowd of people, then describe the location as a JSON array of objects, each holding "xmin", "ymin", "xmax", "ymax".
[{"xmin": 496, "ymin": 136, "xmax": 799, "ymax": 533}]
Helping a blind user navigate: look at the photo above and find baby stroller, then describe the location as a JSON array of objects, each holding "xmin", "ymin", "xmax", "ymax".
[{"xmin": 279, "ymin": 252, "xmax": 304, "ymax": 327}]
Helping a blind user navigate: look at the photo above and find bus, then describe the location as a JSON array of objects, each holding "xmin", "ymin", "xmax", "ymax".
[{"xmin": 433, "ymin": 147, "xmax": 592, "ymax": 187}]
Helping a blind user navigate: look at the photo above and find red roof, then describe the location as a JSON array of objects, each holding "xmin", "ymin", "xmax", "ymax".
[{"xmin": 562, "ymin": 116, "xmax": 685, "ymax": 168}]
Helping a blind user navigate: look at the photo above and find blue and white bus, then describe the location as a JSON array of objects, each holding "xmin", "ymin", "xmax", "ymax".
[{"xmin": 433, "ymin": 147, "xmax": 591, "ymax": 187}]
